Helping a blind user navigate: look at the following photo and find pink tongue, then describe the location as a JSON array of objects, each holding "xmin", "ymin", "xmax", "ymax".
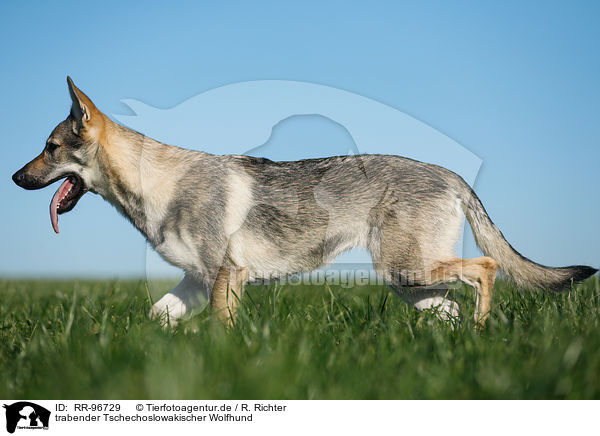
[{"xmin": 50, "ymin": 178, "xmax": 75, "ymax": 234}]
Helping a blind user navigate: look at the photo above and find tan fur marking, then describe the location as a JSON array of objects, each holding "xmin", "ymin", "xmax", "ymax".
[
  {"xmin": 27, "ymin": 153, "xmax": 49, "ymax": 172},
  {"xmin": 430, "ymin": 256, "xmax": 498, "ymax": 326},
  {"xmin": 91, "ymin": 114, "xmax": 190, "ymax": 237},
  {"xmin": 211, "ymin": 267, "xmax": 248, "ymax": 326}
]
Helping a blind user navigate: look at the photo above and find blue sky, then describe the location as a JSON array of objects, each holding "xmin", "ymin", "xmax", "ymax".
[{"xmin": 1, "ymin": 1, "xmax": 598, "ymax": 278}]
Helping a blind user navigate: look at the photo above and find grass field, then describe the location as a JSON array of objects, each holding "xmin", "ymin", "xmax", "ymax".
[{"xmin": 1, "ymin": 277, "xmax": 600, "ymax": 399}]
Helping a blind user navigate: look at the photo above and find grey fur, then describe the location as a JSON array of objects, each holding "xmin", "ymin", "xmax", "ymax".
[
  {"xmin": 125, "ymin": 149, "xmax": 595, "ymax": 293},
  {"xmin": 460, "ymin": 182, "xmax": 597, "ymax": 291}
]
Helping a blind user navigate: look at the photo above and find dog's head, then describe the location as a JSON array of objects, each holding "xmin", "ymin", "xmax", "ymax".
[{"xmin": 12, "ymin": 77, "xmax": 106, "ymax": 233}]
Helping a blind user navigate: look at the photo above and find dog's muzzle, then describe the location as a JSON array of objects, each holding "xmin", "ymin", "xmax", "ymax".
[{"xmin": 11, "ymin": 168, "xmax": 40, "ymax": 190}]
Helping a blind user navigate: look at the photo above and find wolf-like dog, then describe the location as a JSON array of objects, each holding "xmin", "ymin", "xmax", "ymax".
[{"xmin": 12, "ymin": 78, "xmax": 597, "ymax": 327}]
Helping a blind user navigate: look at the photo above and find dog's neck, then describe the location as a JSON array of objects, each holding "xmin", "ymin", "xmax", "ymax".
[{"xmin": 91, "ymin": 119, "xmax": 193, "ymax": 242}]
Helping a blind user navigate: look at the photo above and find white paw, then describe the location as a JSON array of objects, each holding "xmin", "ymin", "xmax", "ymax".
[
  {"xmin": 414, "ymin": 296, "xmax": 461, "ymax": 328},
  {"xmin": 149, "ymin": 293, "xmax": 188, "ymax": 327}
]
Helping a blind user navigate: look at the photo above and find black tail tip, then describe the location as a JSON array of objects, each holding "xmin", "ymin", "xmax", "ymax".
[{"xmin": 571, "ymin": 265, "xmax": 598, "ymax": 283}]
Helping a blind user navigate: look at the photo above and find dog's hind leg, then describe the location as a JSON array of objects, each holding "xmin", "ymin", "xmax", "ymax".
[
  {"xmin": 429, "ymin": 257, "xmax": 498, "ymax": 326},
  {"xmin": 149, "ymin": 274, "xmax": 211, "ymax": 327},
  {"xmin": 377, "ymin": 256, "xmax": 497, "ymax": 327},
  {"xmin": 372, "ymin": 246, "xmax": 461, "ymax": 324},
  {"xmin": 210, "ymin": 266, "xmax": 248, "ymax": 327}
]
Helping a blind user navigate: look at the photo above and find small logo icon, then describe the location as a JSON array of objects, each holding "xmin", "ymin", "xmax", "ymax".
[{"xmin": 3, "ymin": 402, "xmax": 50, "ymax": 433}]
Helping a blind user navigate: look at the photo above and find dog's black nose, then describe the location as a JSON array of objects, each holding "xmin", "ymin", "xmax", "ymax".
[{"xmin": 12, "ymin": 170, "xmax": 25, "ymax": 187}]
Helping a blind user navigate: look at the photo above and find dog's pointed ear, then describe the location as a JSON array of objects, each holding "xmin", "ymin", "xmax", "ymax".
[{"xmin": 67, "ymin": 76, "xmax": 99, "ymax": 134}]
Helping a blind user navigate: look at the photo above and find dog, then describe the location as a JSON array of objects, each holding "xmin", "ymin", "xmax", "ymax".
[{"xmin": 12, "ymin": 77, "xmax": 597, "ymax": 327}]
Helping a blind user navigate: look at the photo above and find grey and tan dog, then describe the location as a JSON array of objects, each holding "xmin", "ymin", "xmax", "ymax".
[{"xmin": 12, "ymin": 78, "xmax": 596, "ymax": 327}]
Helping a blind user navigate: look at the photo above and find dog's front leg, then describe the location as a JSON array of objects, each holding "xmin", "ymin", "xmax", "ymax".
[{"xmin": 149, "ymin": 274, "xmax": 210, "ymax": 327}]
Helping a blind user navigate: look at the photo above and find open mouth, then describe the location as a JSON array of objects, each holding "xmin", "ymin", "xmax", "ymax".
[{"xmin": 49, "ymin": 175, "xmax": 87, "ymax": 234}]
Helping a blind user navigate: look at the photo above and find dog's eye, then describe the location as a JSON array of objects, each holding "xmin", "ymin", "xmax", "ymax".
[{"xmin": 46, "ymin": 142, "xmax": 60, "ymax": 153}]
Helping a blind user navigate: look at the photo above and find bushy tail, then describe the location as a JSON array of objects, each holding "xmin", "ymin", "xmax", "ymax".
[{"xmin": 459, "ymin": 182, "xmax": 596, "ymax": 291}]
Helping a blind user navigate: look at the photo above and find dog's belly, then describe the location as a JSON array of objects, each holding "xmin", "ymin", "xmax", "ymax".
[{"xmin": 227, "ymin": 224, "xmax": 369, "ymax": 281}]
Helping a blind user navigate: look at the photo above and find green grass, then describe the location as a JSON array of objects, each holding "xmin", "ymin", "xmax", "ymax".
[{"xmin": 1, "ymin": 277, "xmax": 600, "ymax": 399}]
